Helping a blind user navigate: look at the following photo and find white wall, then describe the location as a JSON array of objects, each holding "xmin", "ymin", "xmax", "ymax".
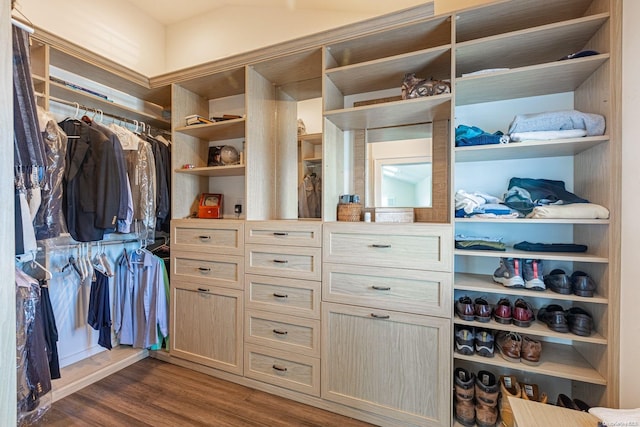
[
  {"xmin": 164, "ymin": 5, "xmax": 371, "ymax": 72},
  {"xmin": 18, "ymin": 0, "xmax": 166, "ymax": 76},
  {"xmin": 620, "ymin": 0, "xmax": 640, "ymax": 409}
]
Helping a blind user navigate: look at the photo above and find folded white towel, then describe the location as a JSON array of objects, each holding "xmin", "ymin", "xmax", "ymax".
[
  {"xmin": 589, "ymin": 407, "xmax": 640, "ymax": 426},
  {"xmin": 510, "ymin": 129, "xmax": 587, "ymax": 141},
  {"xmin": 527, "ymin": 203, "xmax": 610, "ymax": 219}
]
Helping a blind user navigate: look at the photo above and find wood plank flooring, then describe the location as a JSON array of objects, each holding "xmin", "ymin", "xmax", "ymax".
[{"xmin": 37, "ymin": 358, "xmax": 375, "ymax": 427}]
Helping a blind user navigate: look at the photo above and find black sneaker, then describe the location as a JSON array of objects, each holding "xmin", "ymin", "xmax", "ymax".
[
  {"xmin": 492, "ymin": 258, "xmax": 525, "ymax": 288},
  {"xmin": 522, "ymin": 259, "xmax": 545, "ymax": 290}
]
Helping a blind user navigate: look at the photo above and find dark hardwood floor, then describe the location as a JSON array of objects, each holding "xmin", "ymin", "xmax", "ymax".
[{"xmin": 37, "ymin": 358, "xmax": 375, "ymax": 427}]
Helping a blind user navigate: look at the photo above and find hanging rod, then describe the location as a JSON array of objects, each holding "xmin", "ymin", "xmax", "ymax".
[
  {"xmin": 41, "ymin": 237, "xmax": 141, "ymax": 252},
  {"xmin": 48, "ymin": 96, "xmax": 169, "ymax": 136}
]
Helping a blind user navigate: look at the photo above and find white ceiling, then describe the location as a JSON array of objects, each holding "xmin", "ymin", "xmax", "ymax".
[{"xmin": 126, "ymin": 0, "xmax": 427, "ymax": 25}]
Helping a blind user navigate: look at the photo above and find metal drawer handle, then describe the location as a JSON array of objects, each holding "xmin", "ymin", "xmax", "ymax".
[
  {"xmin": 371, "ymin": 313, "xmax": 390, "ymax": 319},
  {"xmin": 372, "ymin": 285, "xmax": 391, "ymax": 291},
  {"xmin": 273, "ymin": 259, "xmax": 289, "ymax": 264},
  {"xmin": 198, "ymin": 267, "xmax": 211, "ymax": 272},
  {"xmin": 197, "ymin": 287, "xmax": 210, "ymax": 292},
  {"xmin": 273, "ymin": 232, "xmax": 289, "ymax": 236},
  {"xmin": 272, "ymin": 364, "xmax": 288, "ymax": 372},
  {"xmin": 273, "ymin": 329, "xmax": 288, "ymax": 335},
  {"xmin": 198, "ymin": 235, "xmax": 211, "ymax": 240},
  {"xmin": 273, "ymin": 292, "xmax": 289, "ymax": 298},
  {"xmin": 371, "ymin": 244, "xmax": 391, "ymax": 248}
]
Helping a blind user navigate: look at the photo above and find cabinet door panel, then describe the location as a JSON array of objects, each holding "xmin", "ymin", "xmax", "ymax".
[
  {"xmin": 322, "ymin": 303, "xmax": 450, "ymax": 426},
  {"xmin": 170, "ymin": 285, "xmax": 243, "ymax": 375}
]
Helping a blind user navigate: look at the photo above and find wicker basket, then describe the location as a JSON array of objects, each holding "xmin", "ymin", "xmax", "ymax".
[{"xmin": 337, "ymin": 203, "xmax": 362, "ymax": 222}]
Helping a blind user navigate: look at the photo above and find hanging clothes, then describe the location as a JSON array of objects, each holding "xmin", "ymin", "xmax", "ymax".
[
  {"xmin": 16, "ymin": 268, "xmax": 52, "ymax": 421},
  {"xmin": 39, "ymin": 283, "xmax": 61, "ymax": 379},
  {"xmin": 88, "ymin": 270, "xmax": 112, "ymax": 350},
  {"xmin": 114, "ymin": 248, "xmax": 168, "ymax": 349},
  {"xmin": 35, "ymin": 107, "xmax": 68, "ymax": 240},
  {"xmin": 298, "ymin": 174, "xmax": 322, "ymax": 218},
  {"xmin": 59, "ymin": 119, "xmax": 121, "ymax": 242}
]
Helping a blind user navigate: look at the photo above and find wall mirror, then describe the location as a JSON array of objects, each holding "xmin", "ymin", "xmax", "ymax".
[{"xmin": 355, "ymin": 120, "xmax": 450, "ymax": 223}]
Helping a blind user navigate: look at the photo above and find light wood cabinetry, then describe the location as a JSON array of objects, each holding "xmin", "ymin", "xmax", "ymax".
[
  {"xmin": 243, "ymin": 221, "xmax": 323, "ymax": 396},
  {"xmin": 322, "ymin": 222, "xmax": 452, "ymax": 426},
  {"xmin": 169, "ymin": 220, "xmax": 245, "ymax": 375},
  {"xmin": 452, "ymin": 0, "xmax": 620, "ymax": 408}
]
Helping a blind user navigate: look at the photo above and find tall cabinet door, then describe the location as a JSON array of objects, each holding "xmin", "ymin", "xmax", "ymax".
[
  {"xmin": 170, "ymin": 283, "xmax": 243, "ymax": 375},
  {"xmin": 321, "ymin": 303, "xmax": 450, "ymax": 427}
]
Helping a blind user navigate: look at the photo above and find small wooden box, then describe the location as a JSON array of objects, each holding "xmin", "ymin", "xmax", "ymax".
[
  {"xmin": 198, "ymin": 193, "xmax": 223, "ymax": 219},
  {"xmin": 374, "ymin": 207, "xmax": 414, "ymax": 223}
]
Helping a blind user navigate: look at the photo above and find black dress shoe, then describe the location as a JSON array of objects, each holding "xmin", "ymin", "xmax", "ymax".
[
  {"xmin": 571, "ymin": 271, "xmax": 596, "ymax": 297},
  {"xmin": 557, "ymin": 393, "xmax": 579, "ymax": 410},
  {"xmin": 573, "ymin": 398, "xmax": 591, "ymax": 412},
  {"xmin": 566, "ymin": 307, "xmax": 593, "ymax": 336},
  {"xmin": 544, "ymin": 269, "xmax": 572, "ymax": 295},
  {"xmin": 537, "ymin": 304, "xmax": 569, "ymax": 333}
]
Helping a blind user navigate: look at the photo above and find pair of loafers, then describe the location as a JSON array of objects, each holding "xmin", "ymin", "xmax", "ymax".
[
  {"xmin": 544, "ymin": 269, "xmax": 596, "ymax": 297},
  {"xmin": 537, "ymin": 305, "xmax": 593, "ymax": 336}
]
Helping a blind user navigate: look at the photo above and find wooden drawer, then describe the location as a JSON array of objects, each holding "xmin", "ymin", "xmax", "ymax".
[
  {"xmin": 245, "ymin": 221, "xmax": 322, "ymax": 247},
  {"xmin": 245, "ymin": 244, "xmax": 321, "ymax": 281},
  {"xmin": 323, "ymin": 223, "xmax": 452, "ymax": 272},
  {"xmin": 245, "ymin": 309, "xmax": 320, "ymax": 357},
  {"xmin": 244, "ymin": 343, "xmax": 320, "ymax": 396},
  {"xmin": 323, "ymin": 263, "xmax": 451, "ymax": 317},
  {"xmin": 172, "ymin": 219, "xmax": 244, "ymax": 255},
  {"xmin": 172, "ymin": 250, "xmax": 244, "ymax": 290},
  {"xmin": 245, "ymin": 274, "xmax": 320, "ymax": 319}
]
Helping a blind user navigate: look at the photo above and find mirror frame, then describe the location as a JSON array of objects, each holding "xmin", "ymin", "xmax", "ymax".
[{"xmin": 354, "ymin": 119, "xmax": 450, "ymax": 223}]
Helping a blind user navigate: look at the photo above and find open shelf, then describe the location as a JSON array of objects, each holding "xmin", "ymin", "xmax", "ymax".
[
  {"xmin": 455, "ymin": 217, "xmax": 609, "ymax": 225},
  {"xmin": 454, "ymin": 341, "xmax": 606, "ymax": 385},
  {"xmin": 455, "ymin": 54, "xmax": 609, "ymax": 106},
  {"xmin": 453, "ymin": 317, "xmax": 607, "ymax": 345},
  {"xmin": 324, "ymin": 95, "xmax": 451, "ymax": 131},
  {"xmin": 454, "ymin": 273, "xmax": 608, "ymax": 305},
  {"xmin": 456, "ymin": 14, "xmax": 609, "ymax": 76},
  {"xmin": 299, "ymin": 133, "xmax": 322, "ymax": 144},
  {"xmin": 455, "ymin": 136, "xmax": 609, "ymax": 162},
  {"xmin": 50, "ymin": 82, "xmax": 170, "ymax": 129},
  {"xmin": 174, "ymin": 165, "xmax": 246, "ymax": 177},
  {"xmin": 175, "ymin": 118, "xmax": 245, "ymax": 141},
  {"xmin": 454, "ymin": 249, "xmax": 608, "ymax": 263}
]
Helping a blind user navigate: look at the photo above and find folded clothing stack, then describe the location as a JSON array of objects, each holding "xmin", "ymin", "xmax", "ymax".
[
  {"xmin": 456, "ymin": 125, "xmax": 510, "ymax": 147},
  {"xmin": 508, "ymin": 109, "xmax": 606, "ymax": 141}
]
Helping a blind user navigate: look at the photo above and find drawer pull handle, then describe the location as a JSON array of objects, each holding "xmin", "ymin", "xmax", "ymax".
[
  {"xmin": 273, "ymin": 329, "xmax": 288, "ymax": 335},
  {"xmin": 273, "ymin": 232, "xmax": 289, "ymax": 236},
  {"xmin": 273, "ymin": 292, "xmax": 289, "ymax": 298},
  {"xmin": 372, "ymin": 285, "xmax": 391, "ymax": 291},
  {"xmin": 371, "ymin": 244, "xmax": 391, "ymax": 248},
  {"xmin": 198, "ymin": 235, "xmax": 211, "ymax": 241},
  {"xmin": 273, "ymin": 259, "xmax": 289, "ymax": 264},
  {"xmin": 197, "ymin": 287, "xmax": 210, "ymax": 292},
  {"xmin": 371, "ymin": 313, "xmax": 390, "ymax": 319},
  {"xmin": 198, "ymin": 267, "xmax": 211, "ymax": 272},
  {"xmin": 272, "ymin": 364, "xmax": 288, "ymax": 372}
]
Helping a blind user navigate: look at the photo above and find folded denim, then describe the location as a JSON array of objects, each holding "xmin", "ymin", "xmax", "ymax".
[{"xmin": 514, "ymin": 241, "xmax": 588, "ymax": 253}]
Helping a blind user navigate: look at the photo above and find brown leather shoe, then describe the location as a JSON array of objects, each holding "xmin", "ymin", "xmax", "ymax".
[
  {"xmin": 455, "ymin": 397, "xmax": 476, "ymax": 426},
  {"xmin": 520, "ymin": 382, "xmax": 548, "ymax": 404},
  {"xmin": 493, "ymin": 297, "xmax": 512, "ymax": 324},
  {"xmin": 496, "ymin": 331, "xmax": 521, "ymax": 363},
  {"xmin": 499, "ymin": 375, "xmax": 522, "ymax": 427},
  {"xmin": 456, "ymin": 295, "xmax": 475, "ymax": 321},
  {"xmin": 474, "ymin": 297, "xmax": 492, "ymax": 323},
  {"xmin": 476, "ymin": 402, "xmax": 498, "ymax": 427},
  {"xmin": 512, "ymin": 298, "xmax": 534, "ymax": 327},
  {"xmin": 454, "ymin": 367, "xmax": 475, "ymax": 402},
  {"xmin": 520, "ymin": 335, "xmax": 542, "ymax": 366}
]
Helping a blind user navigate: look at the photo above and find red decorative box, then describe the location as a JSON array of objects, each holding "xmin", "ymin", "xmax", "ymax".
[{"xmin": 198, "ymin": 193, "xmax": 223, "ymax": 219}]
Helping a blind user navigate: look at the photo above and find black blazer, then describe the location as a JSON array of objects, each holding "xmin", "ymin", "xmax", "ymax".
[{"xmin": 60, "ymin": 119, "xmax": 121, "ymax": 242}]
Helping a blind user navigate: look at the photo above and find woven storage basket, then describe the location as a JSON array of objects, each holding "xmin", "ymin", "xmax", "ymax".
[{"xmin": 337, "ymin": 203, "xmax": 362, "ymax": 221}]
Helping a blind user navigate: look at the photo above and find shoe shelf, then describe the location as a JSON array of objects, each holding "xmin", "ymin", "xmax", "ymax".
[
  {"xmin": 454, "ymin": 136, "xmax": 609, "ymax": 163},
  {"xmin": 454, "ymin": 249, "xmax": 608, "ymax": 263},
  {"xmin": 453, "ymin": 318, "xmax": 607, "ymax": 345},
  {"xmin": 455, "ymin": 54, "xmax": 609, "ymax": 106},
  {"xmin": 174, "ymin": 117, "xmax": 246, "ymax": 141},
  {"xmin": 453, "ymin": 341, "xmax": 607, "ymax": 386},
  {"xmin": 454, "ymin": 273, "xmax": 608, "ymax": 305},
  {"xmin": 174, "ymin": 165, "xmax": 246, "ymax": 177}
]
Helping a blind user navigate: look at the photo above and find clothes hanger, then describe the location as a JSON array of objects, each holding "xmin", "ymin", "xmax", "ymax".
[{"xmin": 99, "ymin": 242, "xmax": 114, "ymax": 277}]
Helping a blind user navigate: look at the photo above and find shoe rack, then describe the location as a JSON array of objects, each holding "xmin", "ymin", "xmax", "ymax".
[{"xmin": 452, "ymin": 0, "xmax": 620, "ymax": 413}]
